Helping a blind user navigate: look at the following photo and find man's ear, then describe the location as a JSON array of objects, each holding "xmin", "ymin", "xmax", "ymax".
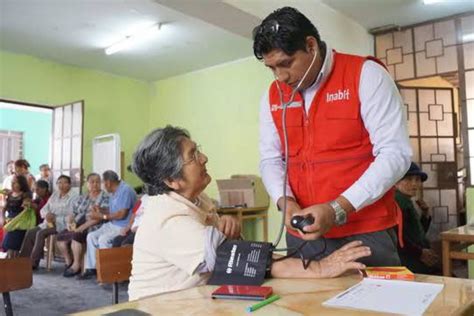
[
  {"xmin": 305, "ymin": 36, "xmax": 318, "ymax": 54},
  {"xmin": 164, "ymin": 178, "xmax": 181, "ymax": 191}
]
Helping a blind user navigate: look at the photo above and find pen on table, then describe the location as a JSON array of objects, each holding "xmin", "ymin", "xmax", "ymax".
[{"xmin": 246, "ymin": 295, "xmax": 281, "ymax": 313}]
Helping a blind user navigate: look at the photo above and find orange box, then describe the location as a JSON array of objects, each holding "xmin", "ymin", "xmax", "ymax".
[{"xmin": 361, "ymin": 266, "xmax": 415, "ymax": 281}]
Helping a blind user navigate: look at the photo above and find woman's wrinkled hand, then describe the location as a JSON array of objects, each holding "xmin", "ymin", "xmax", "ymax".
[
  {"xmin": 218, "ymin": 215, "xmax": 241, "ymax": 239},
  {"xmin": 45, "ymin": 212, "xmax": 56, "ymax": 224},
  {"xmin": 317, "ymin": 240, "xmax": 371, "ymax": 278}
]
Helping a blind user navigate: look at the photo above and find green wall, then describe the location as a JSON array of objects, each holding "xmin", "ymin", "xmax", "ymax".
[
  {"xmin": 0, "ymin": 107, "xmax": 52, "ymax": 175},
  {"xmin": 0, "ymin": 50, "xmax": 151, "ymax": 187},
  {"xmin": 466, "ymin": 188, "xmax": 474, "ymax": 278},
  {"xmin": 149, "ymin": 57, "xmax": 277, "ymax": 241}
]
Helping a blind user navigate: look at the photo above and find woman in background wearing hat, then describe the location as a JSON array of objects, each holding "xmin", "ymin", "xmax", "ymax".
[{"xmin": 395, "ymin": 162, "xmax": 439, "ymax": 274}]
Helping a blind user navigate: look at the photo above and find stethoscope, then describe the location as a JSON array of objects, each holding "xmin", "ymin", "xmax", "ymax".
[{"xmin": 272, "ymin": 49, "xmax": 319, "ymax": 249}]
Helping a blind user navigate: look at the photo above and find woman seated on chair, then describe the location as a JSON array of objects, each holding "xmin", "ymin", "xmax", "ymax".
[
  {"xmin": 128, "ymin": 126, "xmax": 371, "ymax": 300},
  {"xmin": 1, "ymin": 175, "xmax": 32, "ymax": 258},
  {"xmin": 58, "ymin": 173, "xmax": 109, "ymax": 277},
  {"xmin": 19, "ymin": 175, "xmax": 78, "ymax": 269},
  {"xmin": 31, "ymin": 180, "xmax": 51, "ymax": 225}
]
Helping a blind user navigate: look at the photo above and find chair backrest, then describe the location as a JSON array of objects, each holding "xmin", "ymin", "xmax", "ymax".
[
  {"xmin": 96, "ymin": 247, "xmax": 133, "ymax": 284},
  {"xmin": 0, "ymin": 257, "xmax": 33, "ymax": 293}
]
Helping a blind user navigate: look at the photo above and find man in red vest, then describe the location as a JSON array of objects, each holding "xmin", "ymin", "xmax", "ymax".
[{"xmin": 254, "ymin": 7, "xmax": 412, "ymax": 266}]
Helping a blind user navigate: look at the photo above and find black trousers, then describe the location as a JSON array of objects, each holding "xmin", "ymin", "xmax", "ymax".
[{"xmin": 286, "ymin": 227, "xmax": 401, "ymax": 267}]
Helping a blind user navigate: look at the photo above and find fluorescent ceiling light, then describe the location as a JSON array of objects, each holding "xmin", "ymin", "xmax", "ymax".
[
  {"xmin": 424, "ymin": 0, "xmax": 471, "ymax": 3},
  {"xmin": 463, "ymin": 33, "xmax": 474, "ymax": 42},
  {"xmin": 423, "ymin": 0, "xmax": 446, "ymax": 4},
  {"xmin": 105, "ymin": 23, "xmax": 160, "ymax": 55}
]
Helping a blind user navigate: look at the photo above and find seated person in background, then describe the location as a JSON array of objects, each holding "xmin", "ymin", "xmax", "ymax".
[
  {"xmin": 35, "ymin": 164, "xmax": 53, "ymax": 193},
  {"xmin": 19, "ymin": 175, "xmax": 78, "ymax": 269},
  {"xmin": 14, "ymin": 159, "xmax": 36, "ymax": 191},
  {"xmin": 79, "ymin": 170, "xmax": 136, "ymax": 279},
  {"xmin": 2, "ymin": 160, "xmax": 15, "ymax": 191},
  {"xmin": 128, "ymin": 126, "xmax": 370, "ymax": 300},
  {"xmin": 31, "ymin": 180, "xmax": 51, "ymax": 225},
  {"xmin": 112, "ymin": 195, "xmax": 148, "ymax": 247},
  {"xmin": 57, "ymin": 173, "xmax": 109, "ymax": 277},
  {"xmin": 1, "ymin": 175, "xmax": 33, "ymax": 258},
  {"xmin": 395, "ymin": 162, "xmax": 439, "ymax": 274}
]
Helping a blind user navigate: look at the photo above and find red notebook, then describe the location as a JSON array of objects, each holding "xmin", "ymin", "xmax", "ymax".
[{"xmin": 211, "ymin": 285, "xmax": 273, "ymax": 301}]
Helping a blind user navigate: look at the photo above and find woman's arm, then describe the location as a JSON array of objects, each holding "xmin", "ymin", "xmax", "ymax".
[
  {"xmin": 271, "ymin": 241, "xmax": 370, "ymax": 279},
  {"xmin": 75, "ymin": 219, "xmax": 100, "ymax": 233}
]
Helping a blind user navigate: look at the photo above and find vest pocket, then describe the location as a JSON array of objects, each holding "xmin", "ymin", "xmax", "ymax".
[
  {"xmin": 321, "ymin": 105, "xmax": 362, "ymax": 150},
  {"xmin": 325, "ymin": 102, "xmax": 360, "ymax": 119},
  {"xmin": 275, "ymin": 108, "xmax": 303, "ymax": 157}
]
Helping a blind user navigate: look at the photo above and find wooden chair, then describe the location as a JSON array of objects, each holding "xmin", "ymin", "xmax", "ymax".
[
  {"xmin": 96, "ymin": 246, "xmax": 133, "ymax": 304},
  {"xmin": 0, "ymin": 257, "xmax": 33, "ymax": 316},
  {"xmin": 45, "ymin": 234, "xmax": 56, "ymax": 271}
]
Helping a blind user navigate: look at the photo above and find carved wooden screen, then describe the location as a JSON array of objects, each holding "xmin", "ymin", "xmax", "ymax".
[
  {"xmin": 375, "ymin": 13, "xmax": 473, "ymax": 227},
  {"xmin": 400, "ymin": 87, "xmax": 458, "ymax": 231}
]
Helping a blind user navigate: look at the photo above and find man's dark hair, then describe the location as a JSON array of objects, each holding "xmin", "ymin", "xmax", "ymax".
[
  {"xmin": 132, "ymin": 125, "xmax": 190, "ymax": 195},
  {"xmin": 39, "ymin": 164, "xmax": 50, "ymax": 170},
  {"xmin": 102, "ymin": 170, "xmax": 120, "ymax": 183},
  {"xmin": 57, "ymin": 175, "xmax": 71, "ymax": 184},
  {"xmin": 35, "ymin": 180, "xmax": 49, "ymax": 191},
  {"xmin": 253, "ymin": 7, "xmax": 321, "ymax": 60}
]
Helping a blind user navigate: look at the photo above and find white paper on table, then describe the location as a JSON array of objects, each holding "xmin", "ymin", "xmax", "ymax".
[{"xmin": 322, "ymin": 278, "xmax": 444, "ymax": 315}]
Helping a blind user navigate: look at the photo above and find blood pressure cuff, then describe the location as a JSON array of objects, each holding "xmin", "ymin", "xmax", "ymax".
[{"xmin": 207, "ymin": 240, "xmax": 273, "ymax": 285}]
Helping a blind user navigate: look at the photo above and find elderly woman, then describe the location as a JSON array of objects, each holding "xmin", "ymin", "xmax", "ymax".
[
  {"xmin": 19, "ymin": 175, "xmax": 78, "ymax": 269},
  {"xmin": 128, "ymin": 126, "xmax": 370, "ymax": 300},
  {"xmin": 1, "ymin": 175, "xmax": 32, "ymax": 258},
  {"xmin": 57, "ymin": 173, "xmax": 109, "ymax": 277}
]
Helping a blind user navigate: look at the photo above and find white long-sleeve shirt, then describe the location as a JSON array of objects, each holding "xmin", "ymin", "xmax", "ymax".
[{"xmin": 259, "ymin": 47, "xmax": 412, "ymax": 210}]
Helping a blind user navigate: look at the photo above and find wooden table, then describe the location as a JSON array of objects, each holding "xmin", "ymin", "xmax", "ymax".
[
  {"xmin": 217, "ymin": 206, "xmax": 268, "ymax": 241},
  {"xmin": 441, "ymin": 224, "xmax": 474, "ymax": 277},
  {"xmin": 73, "ymin": 274, "xmax": 474, "ymax": 315}
]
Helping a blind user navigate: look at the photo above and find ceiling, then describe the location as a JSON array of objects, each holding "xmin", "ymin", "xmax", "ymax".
[
  {"xmin": 0, "ymin": 0, "xmax": 472, "ymax": 82},
  {"xmin": 321, "ymin": 0, "xmax": 474, "ymax": 30}
]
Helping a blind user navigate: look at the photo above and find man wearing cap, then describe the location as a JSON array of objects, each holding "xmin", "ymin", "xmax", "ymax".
[{"xmin": 395, "ymin": 162, "xmax": 439, "ymax": 274}]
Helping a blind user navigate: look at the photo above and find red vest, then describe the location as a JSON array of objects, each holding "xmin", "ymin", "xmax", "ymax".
[{"xmin": 269, "ymin": 51, "xmax": 401, "ymax": 239}]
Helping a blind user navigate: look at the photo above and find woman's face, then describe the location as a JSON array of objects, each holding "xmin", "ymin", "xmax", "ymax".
[
  {"xmin": 35, "ymin": 186, "xmax": 48, "ymax": 198},
  {"xmin": 87, "ymin": 175, "xmax": 101, "ymax": 193},
  {"xmin": 170, "ymin": 137, "xmax": 211, "ymax": 200},
  {"xmin": 11, "ymin": 177, "xmax": 21, "ymax": 193},
  {"xmin": 15, "ymin": 165, "xmax": 27, "ymax": 175},
  {"xmin": 57, "ymin": 178, "xmax": 71, "ymax": 194},
  {"xmin": 396, "ymin": 175, "xmax": 422, "ymax": 197}
]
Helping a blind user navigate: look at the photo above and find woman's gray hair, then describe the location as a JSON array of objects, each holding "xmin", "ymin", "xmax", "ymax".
[{"xmin": 132, "ymin": 125, "xmax": 190, "ymax": 195}]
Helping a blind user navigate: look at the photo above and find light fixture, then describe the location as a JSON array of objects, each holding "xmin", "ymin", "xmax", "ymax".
[
  {"xmin": 463, "ymin": 33, "xmax": 474, "ymax": 43},
  {"xmin": 423, "ymin": 0, "xmax": 470, "ymax": 4},
  {"xmin": 423, "ymin": 0, "xmax": 445, "ymax": 4},
  {"xmin": 105, "ymin": 23, "xmax": 160, "ymax": 55},
  {"xmin": 369, "ymin": 24, "xmax": 401, "ymax": 35}
]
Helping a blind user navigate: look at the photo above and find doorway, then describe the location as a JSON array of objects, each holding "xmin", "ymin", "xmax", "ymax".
[{"xmin": 0, "ymin": 100, "xmax": 84, "ymax": 194}]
